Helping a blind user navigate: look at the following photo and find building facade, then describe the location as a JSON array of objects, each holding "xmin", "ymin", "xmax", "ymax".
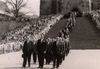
[
  {"xmin": 40, "ymin": 0, "xmax": 64, "ymax": 15},
  {"xmin": 40, "ymin": 0, "xmax": 92, "ymax": 15},
  {"xmin": 92, "ymin": 0, "xmax": 100, "ymax": 10}
]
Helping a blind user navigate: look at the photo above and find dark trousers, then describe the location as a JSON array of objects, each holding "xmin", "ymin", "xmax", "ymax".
[
  {"xmin": 66, "ymin": 48, "xmax": 69, "ymax": 56},
  {"xmin": 63, "ymin": 54, "xmax": 65, "ymax": 60},
  {"xmin": 23, "ymin": 55, "xmax": 31, "ymax": 67},
  {"xmin": 53, "ymin": 55, "xmax": 61, "ymax": 68},
  {"xmin": 53, "ymin": 58, "xmax": 60, "ymax": 68},
  {"xmin": 38, "ymin": 53, "xmax": 44, "ymax": 68},
  {"xmin": 45, "ymin": 52, "xmax": 52, "ymax": 64},
  {"xmin": 33, "ymin": 53, "xmax": 37, "ymax": 63}
]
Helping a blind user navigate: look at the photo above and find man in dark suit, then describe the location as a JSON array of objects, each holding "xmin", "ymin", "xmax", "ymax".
[
  {"xmin": 22, "ymin": 40, "xmax": 32, "ymax": 68},
  {"xmin": 37, "ymin": 39, "xmax": 46, "ymax": 68},
  {"xmin": 52, "ymin": 40, "xmax": 62, "ymax": 69},
  {"xmin": 32, "ymin": 41, "xmax": 37, "ymax": 64}
]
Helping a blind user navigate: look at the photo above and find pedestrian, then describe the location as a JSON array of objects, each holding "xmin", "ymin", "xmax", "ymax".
[
  {"xmin": 37, "ymin": 39, "xmax": 46, "ymax": 68},
  {"xmin": 52, "ymin": 39, "xmax": 63, "ymax": 69},
  {"xmin": 45, "ymin": 38, "xmax": 53, "ymax": 64},
  {"xmin": 58, "ymin": 30, "xmax": 64, "ymax": 37},
  {"xmin": 32, "ymin": 41, "xmax": 37, "ymax": 64},
  {"xmin": 22, "ymin": 40, "xmax": 32, "ymax": 68},
  {"xmin": 52, "ymin": 41, "xmax": 58, "ymax": 68},
  {"xmin": 56, "ymin": 37, "xmax": 65, "ymax": 65},
  {"xmin": 64, "ymin": 36, "xmax": 70, "ymax": 56}
]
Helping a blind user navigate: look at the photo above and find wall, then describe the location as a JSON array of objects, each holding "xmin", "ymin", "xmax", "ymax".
[
  {"xmin": 40, "ymin": 0, "xmax": 90, "ymax": 15},
  {"xmin": 92, "ymin": 0, "xmax": 100, "ymax": 10},
  {"xmin": 40, "ymin": 0, "xmax": 52, "ymax": 15},
  {"xmin": 63, "ymin": 0, "xmax": 90, "ymax": 13}
]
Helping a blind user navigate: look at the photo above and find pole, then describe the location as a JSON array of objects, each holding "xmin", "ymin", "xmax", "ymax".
[{"xmin": 89, "ymin": 0, "xmax": 91, "ymax": 12}]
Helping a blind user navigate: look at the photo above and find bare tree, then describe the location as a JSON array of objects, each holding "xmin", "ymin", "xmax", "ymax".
[{"xmin": 6, "ymin": 0, "xmax": 27, "ymax": 17}]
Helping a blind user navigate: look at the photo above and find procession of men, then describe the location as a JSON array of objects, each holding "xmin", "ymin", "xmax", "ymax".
[
  {"xmin": 22, "ymin": 12, "xmax": 76, "ymax": 69},
  {"xmin": 22, "ymin": 33, "xmax": 70, "ymax": 69}
]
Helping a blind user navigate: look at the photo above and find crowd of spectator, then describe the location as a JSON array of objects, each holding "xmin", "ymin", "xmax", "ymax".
[
  {"xmin": 22, "ymin": 12, "xmax": 76, "ymax": 69},
  {"xmin": 0, "ymin": 14, "xmax": 63, "ymax": 54},
  {"xmin": 86, "ymin": 10, "xmax": 100, "ymax": 29}
]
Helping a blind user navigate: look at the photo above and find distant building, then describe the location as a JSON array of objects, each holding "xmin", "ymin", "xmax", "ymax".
[
  {"xmin": 92, "ymin": 0, "xmax": 100, "ymax": 10},
  {"xmin": 40, "ymin": 0, "xmax": 63, "ymax": 15},
  {"xmin": 40, "ymin": 0, "xmax": 92, "ymax": 15}
]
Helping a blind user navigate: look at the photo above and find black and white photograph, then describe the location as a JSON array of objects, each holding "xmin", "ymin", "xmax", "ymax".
[{"xmin": 0, "ymin": 0, "xmax": 100, "ymax": 69}]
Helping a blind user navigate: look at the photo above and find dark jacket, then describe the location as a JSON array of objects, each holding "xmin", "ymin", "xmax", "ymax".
[
  {"xmin": 32, "ymin": 42, "xmax": 37, "ymax": 54},
  {"xmin": 37, "ymin": 39, "xmax": 46, "ymax": 54},
  {"xmin": 22, "ymin": 41, "xmax": 32, "ymax": 57}
]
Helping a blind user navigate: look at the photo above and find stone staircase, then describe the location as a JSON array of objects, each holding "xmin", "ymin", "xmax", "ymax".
[{"xmin": 70, "ymin": 17, "xmax": 100, "ymax": 49}]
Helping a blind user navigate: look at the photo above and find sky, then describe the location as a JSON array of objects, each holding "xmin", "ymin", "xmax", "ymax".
[{"xmin": 1, "ymin": 0, "xmax": 40, "ymax": 16}]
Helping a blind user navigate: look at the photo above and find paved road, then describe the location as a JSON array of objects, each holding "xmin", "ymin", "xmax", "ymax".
[
  {"xmin": 70, "ymin": 17, "xmax": 100, "ymax": 49},
  {"xmin": 1, "ymin": 50, "xmax": 100, "ymax": 69}
]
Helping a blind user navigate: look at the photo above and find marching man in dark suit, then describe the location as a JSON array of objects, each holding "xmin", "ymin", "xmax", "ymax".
[
  {"xmin": 32, "ymin": 41, "xmax": 37, "ymax": 64},
  {"xmin": 22, "ymin": 40, "xmax": 32, "ymax": 68},
  {"xmin": 37, "ymin": 39, "xmax": 46, "ymax": 68}
]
